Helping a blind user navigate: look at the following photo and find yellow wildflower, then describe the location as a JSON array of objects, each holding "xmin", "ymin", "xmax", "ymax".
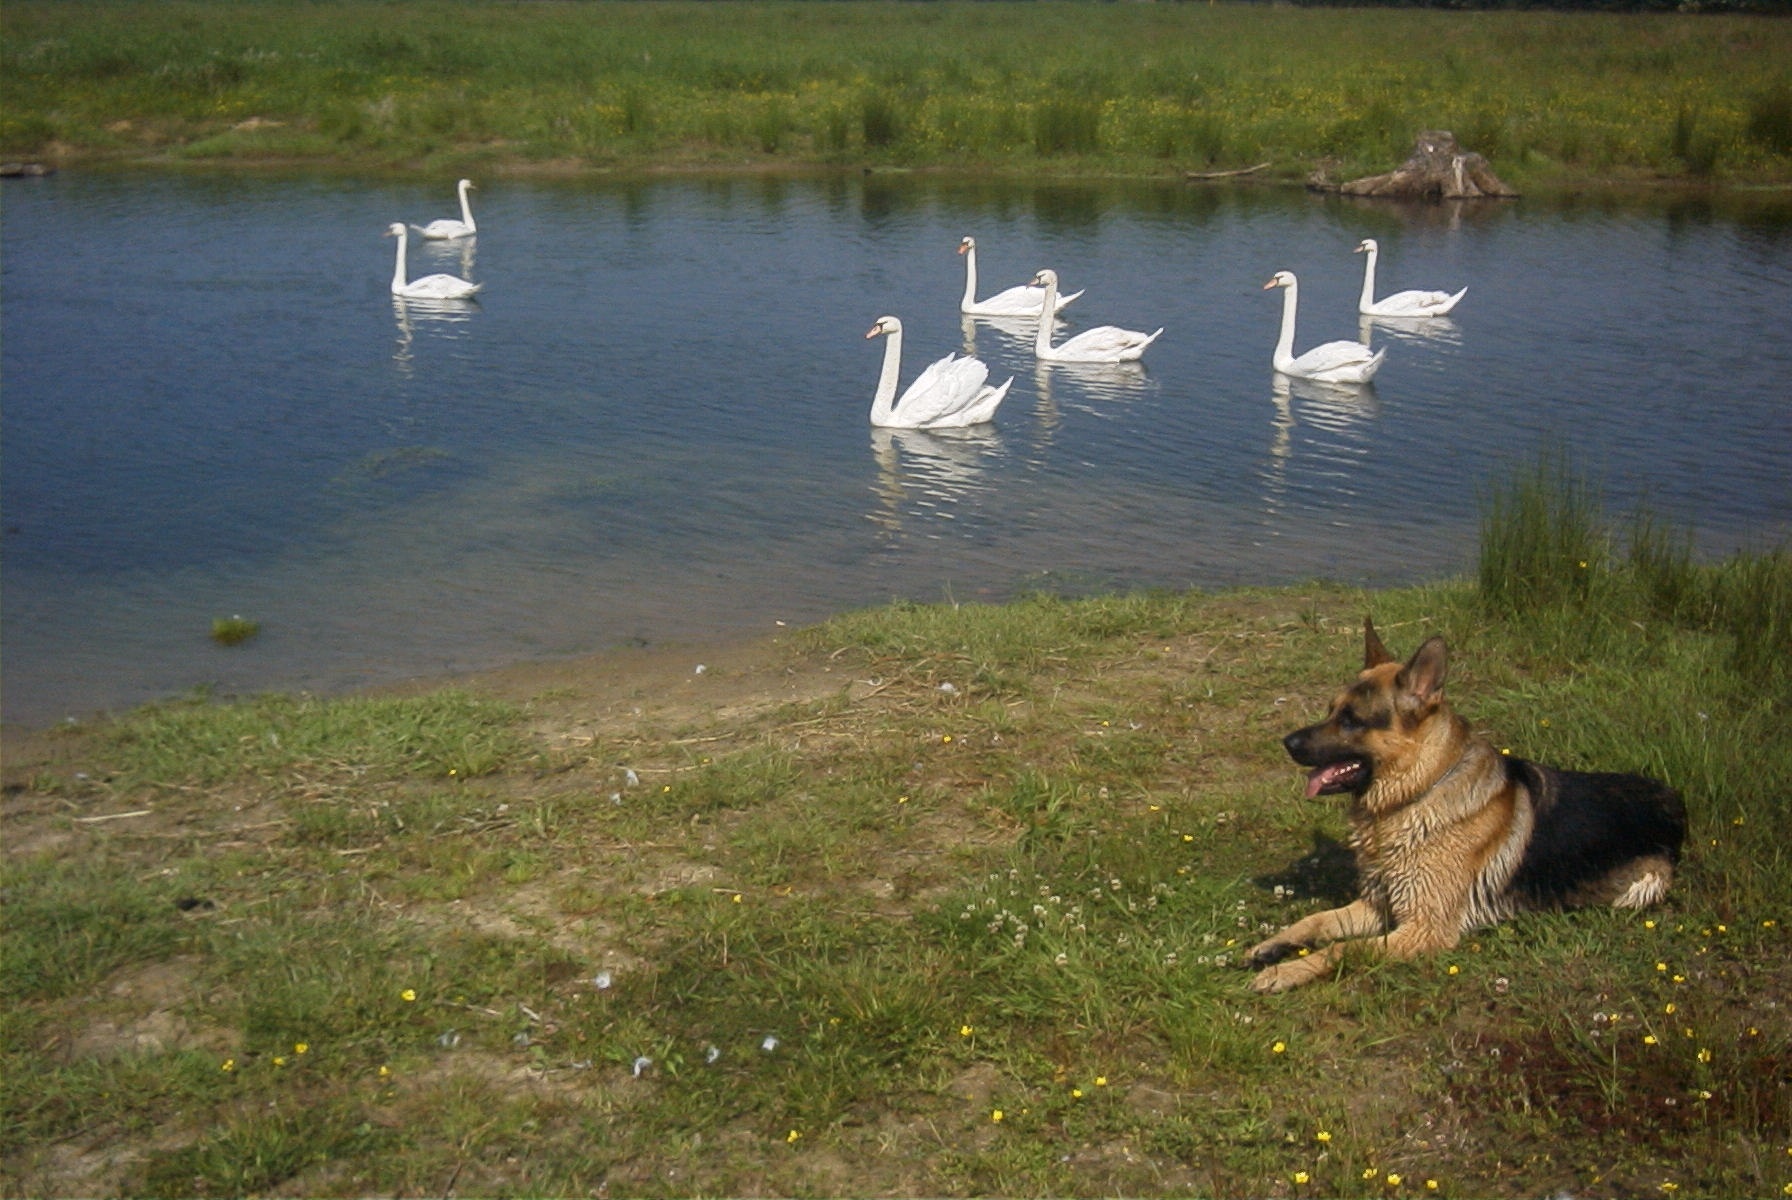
[
  {"xmin": 401, "ymin": 989, "xmax": 417, "ymax": 1002},
  {"xmin": 991, "ymin": 1109, "xmax": 1004, "ymax": 1123},
  {"xmin": 1293, "ymin": 1171, "xmax": 1310, "ymax": 1184}
]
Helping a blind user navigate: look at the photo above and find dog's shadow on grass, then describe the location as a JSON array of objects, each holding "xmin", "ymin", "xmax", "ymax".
[{"xmin": 1253, "ymin": 831, "xmax": 1357, "ymax": 904}]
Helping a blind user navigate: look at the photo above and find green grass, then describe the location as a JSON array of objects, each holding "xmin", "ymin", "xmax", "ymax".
[
  {"xmin": 3, "ymin": 466, "xmax": 1789, "ymax": 1196},
  {"xmin": 4, "ymin": 2, "xmax": 1791, "ymax": 187}
]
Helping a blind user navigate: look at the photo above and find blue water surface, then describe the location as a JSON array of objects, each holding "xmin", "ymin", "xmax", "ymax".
[{"xmin": 3, "ymin": 171, "xmax": 1788, "ymax": 726}]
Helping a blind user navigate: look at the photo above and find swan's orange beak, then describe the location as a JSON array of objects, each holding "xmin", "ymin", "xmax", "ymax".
[
  {"xmin": 865, "ymin": 325, "xmax": 882, "ymax": 339},
  {"xmin": 957, "ymin": 243, "xmax": 969, "ymax": 255},
  {"xmin": 1261, "ymin": 279, "xmax": 1277, "ymax": 290}
]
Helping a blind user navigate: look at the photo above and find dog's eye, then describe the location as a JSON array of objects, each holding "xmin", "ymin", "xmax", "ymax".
[{"xmin": 1337, "ymin": 710, "xmax": 1362, "ymax": 732}]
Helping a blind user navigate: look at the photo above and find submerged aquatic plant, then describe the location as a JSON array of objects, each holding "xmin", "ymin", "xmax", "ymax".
[{"xmin": 210, "ymin": 615, "xmax": 260, "ymax": 646}]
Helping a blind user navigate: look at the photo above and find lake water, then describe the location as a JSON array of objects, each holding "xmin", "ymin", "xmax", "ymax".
[{"xmin": 3, "ymin": 171, "xmax": 1789, "ymax": 728}]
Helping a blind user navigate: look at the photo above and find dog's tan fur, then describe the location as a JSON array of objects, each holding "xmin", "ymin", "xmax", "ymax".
[{"xmin": 1248, "ymin": 619, "xmax": 1683, "ymax": 993}]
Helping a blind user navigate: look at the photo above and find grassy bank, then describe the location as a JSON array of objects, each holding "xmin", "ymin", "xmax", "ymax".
[
  {"xmin": 3, "ymin": 469, "xmax": 1788, "ymax": 1197},
  {"xmin": 4, "ymin": 2, "xmax": 1791, "ymax": 188}
]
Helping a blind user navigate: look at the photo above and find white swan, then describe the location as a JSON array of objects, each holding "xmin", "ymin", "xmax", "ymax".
[
  {"xmin": 1355, "ymin": 238, "xmax": 1465, "ymax": 317},
  {"xmin": 959, "ymin": 236, "xmax": 1081, "ymax": 317},
  {"xmin": 385, "ymin": 223, "xmax": 482, "ymax": 300},
  {"xmin": 865, "ymin": 315, "xmax": 1012, "ymax": 429},
  {"xmin": 1263, "ymin": 270, "xmax": 1384, "ymax": 383},
  {"xmin": 412, "ymin": 178, "xmax": 477, "ymax": 240},
  {"xmin": 1030, "ymin": 269, "xmax": 1161, "ymax": 363}
]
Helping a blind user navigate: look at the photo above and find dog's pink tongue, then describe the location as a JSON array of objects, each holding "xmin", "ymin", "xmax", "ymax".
[{"xmin": 1305, "ymin": 764, "xmax": 1352, "ymax": 799}]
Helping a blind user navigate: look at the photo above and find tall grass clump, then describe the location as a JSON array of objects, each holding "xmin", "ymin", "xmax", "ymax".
[
  {"xmin": 1479, "ymin": 454, "xmax": 1791, "ymax": 703},
  {"xmin": 1671, "ymin": 102, "xmax": 1722, "ymax": 176},
  {"xmin": 1745, "ymin": 84, "xmax": 1792, "ymax": 155},
  {"xmin": 1707, "ymin": 548, "xmax": 1792, "ymax": 696},
  {"xmin": 859, "ymin": 90, "xmax": 903, "ymax": 150},
  {"xmin": 1476, "ymin": 453, "xmax": 1606, "ymax": 616},
  {"xmin": 1032, "ymin": 99, "xmax": 1100, "ymax": 157}
]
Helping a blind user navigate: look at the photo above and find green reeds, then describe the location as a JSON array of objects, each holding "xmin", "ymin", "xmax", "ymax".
[
  {"xmin": 1476, "ymin": 453, "xmax": 1607, "ymax": 616},
  {"xmin": 1478, "ymin": 453, "xmax": 1791, "ymax": 699}
]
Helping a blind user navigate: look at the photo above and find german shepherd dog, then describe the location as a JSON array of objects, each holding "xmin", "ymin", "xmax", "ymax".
[{"xmin": 1248, "ymin": 619, "xmax": 1686, "ymax": 993}]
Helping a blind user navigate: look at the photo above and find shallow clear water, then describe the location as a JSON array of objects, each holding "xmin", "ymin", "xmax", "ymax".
[{"xmin": 3, "ymin": 171, "xmax": 1789, "ymax": 727}]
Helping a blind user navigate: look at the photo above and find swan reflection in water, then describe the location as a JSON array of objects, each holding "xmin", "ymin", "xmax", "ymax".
[
  {"xmin": 1358, "ymin": 312, "xmax": 1463, "ymax": 348},
  {"xmin": 418, "ymin": 235, "xmax": 478, "ymax": 282},
  {"xmin": 1032, "ymin": 357, "xmax": 1155, "ymax": 417},
  {"xmin": 867, "ymin": 425, "xmax": 1004, "ymax": 537},
  {"xmin": 1259, "ymin": 373, "xmax": 1380, "ymax": 530},
  {"xmin": 959, "ymin": 312, "xmax": 1065, "ymax": 359},
  {"xmin": 1271, "ymin": 370, "xmax": 1380, "ymax": 430},
  {"xmin": 391, "ymin": 294, "xmax": 479, "ymax": 371}
]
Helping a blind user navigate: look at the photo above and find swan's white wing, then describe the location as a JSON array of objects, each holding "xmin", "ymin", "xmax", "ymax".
[
  {"xmin": 894, "ymin": 353, "xmax": 995, "ymax": 427},
  {"xmin": 966, "ymin": 284, "xmax": 1085, "ymax": 317},
  {"xmin": 1366, "ymin": 286, "xmax": 1465, "ymax": 317},
  {"xmin": 965, "ymin": 283, "xmax": 1047, "ymax": 316},
  {"xmin": 413, "ymin": 219, "xmax": 474, "ymax": 240},
  {"xmin": 1051, "ymin": 325, "xmax": 1162, "ymax": 362},
  {"xmin": 931, "ymin": 375, "xmax": 1013, "ymax": 428},
  {"xmin": 1289, "ymin": 340, "xmax": 1384, "ymax": 382},
  {"xmin": 401, "ymin": 273, "xmax": 483, "ymax": 300}
]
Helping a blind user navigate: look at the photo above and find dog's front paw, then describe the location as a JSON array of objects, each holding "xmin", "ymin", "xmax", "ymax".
[
  {"xmin": 1247, "ymin": 937, "xmax": 1299, "ymax": 968},
  {"xmin": 1250, "ymin": 961, "xmax": 1303, "ymax": 993}
]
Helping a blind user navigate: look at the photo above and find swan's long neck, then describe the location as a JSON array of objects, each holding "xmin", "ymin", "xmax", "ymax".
[
  {"xmin": 871, "ymin": 328, "xmax": 903, "ymax": 425},
  {"xmin": 458, "ymin": 181, "xmax": 476, "ymax": 232},
  {"xmin": 1033, "ymin": 276, "xmax": 1058, "ymax": 356},
  {"xmin": 961, "ymin": 245, "xmax": 978, "ymax": 308},
  {"xmin": 1358, "ymin": 245, "xmax": 1378, "ymax": 310},
  {"xmin": 1273, "ymin": 280, "xmax": 1299, "ymax": 372},
  {"xmin": 391, "ymin": 228, "xmax": 409, "ymax": 292}
]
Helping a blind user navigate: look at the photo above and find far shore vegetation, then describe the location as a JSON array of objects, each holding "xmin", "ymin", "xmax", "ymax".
[
  {"xmin": 3, "ymin": 461, "xmax": 1787, "ymax": 1196},
  {"xmin": 4, "ymin": 1, "xmax": 1791, "ymax": 190}
]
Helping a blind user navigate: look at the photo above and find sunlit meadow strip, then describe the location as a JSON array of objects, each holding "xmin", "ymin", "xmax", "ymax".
[{"xmin": 3, "ymin": 2, "xmax": 1789, "ymax": 183}]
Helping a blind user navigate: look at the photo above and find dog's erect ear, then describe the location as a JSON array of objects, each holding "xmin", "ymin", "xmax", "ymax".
[
  {"xmin": 1398, "ymin": 636, "xmax": 1449, "ymax": 702},
  {"xmin": 1363, "ymin": 617, "xmax": 1395, "ymax": 669}
]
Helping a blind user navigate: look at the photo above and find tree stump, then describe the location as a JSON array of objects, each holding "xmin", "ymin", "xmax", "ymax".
[{"xmin": 1326, "ymin": 131, "xmax": 1518, "ymax": 201}]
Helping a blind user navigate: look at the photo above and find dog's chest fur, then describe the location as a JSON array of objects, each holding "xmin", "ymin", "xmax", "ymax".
[{"xmin": 1348, "ymin": 733, "xmax": 1534, "ymax": 933}]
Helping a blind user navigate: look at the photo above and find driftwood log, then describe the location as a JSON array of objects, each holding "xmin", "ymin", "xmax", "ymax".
[{"xmin": 1316, "ymin": 131, "xmax": 1517, "ymax": 201}]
